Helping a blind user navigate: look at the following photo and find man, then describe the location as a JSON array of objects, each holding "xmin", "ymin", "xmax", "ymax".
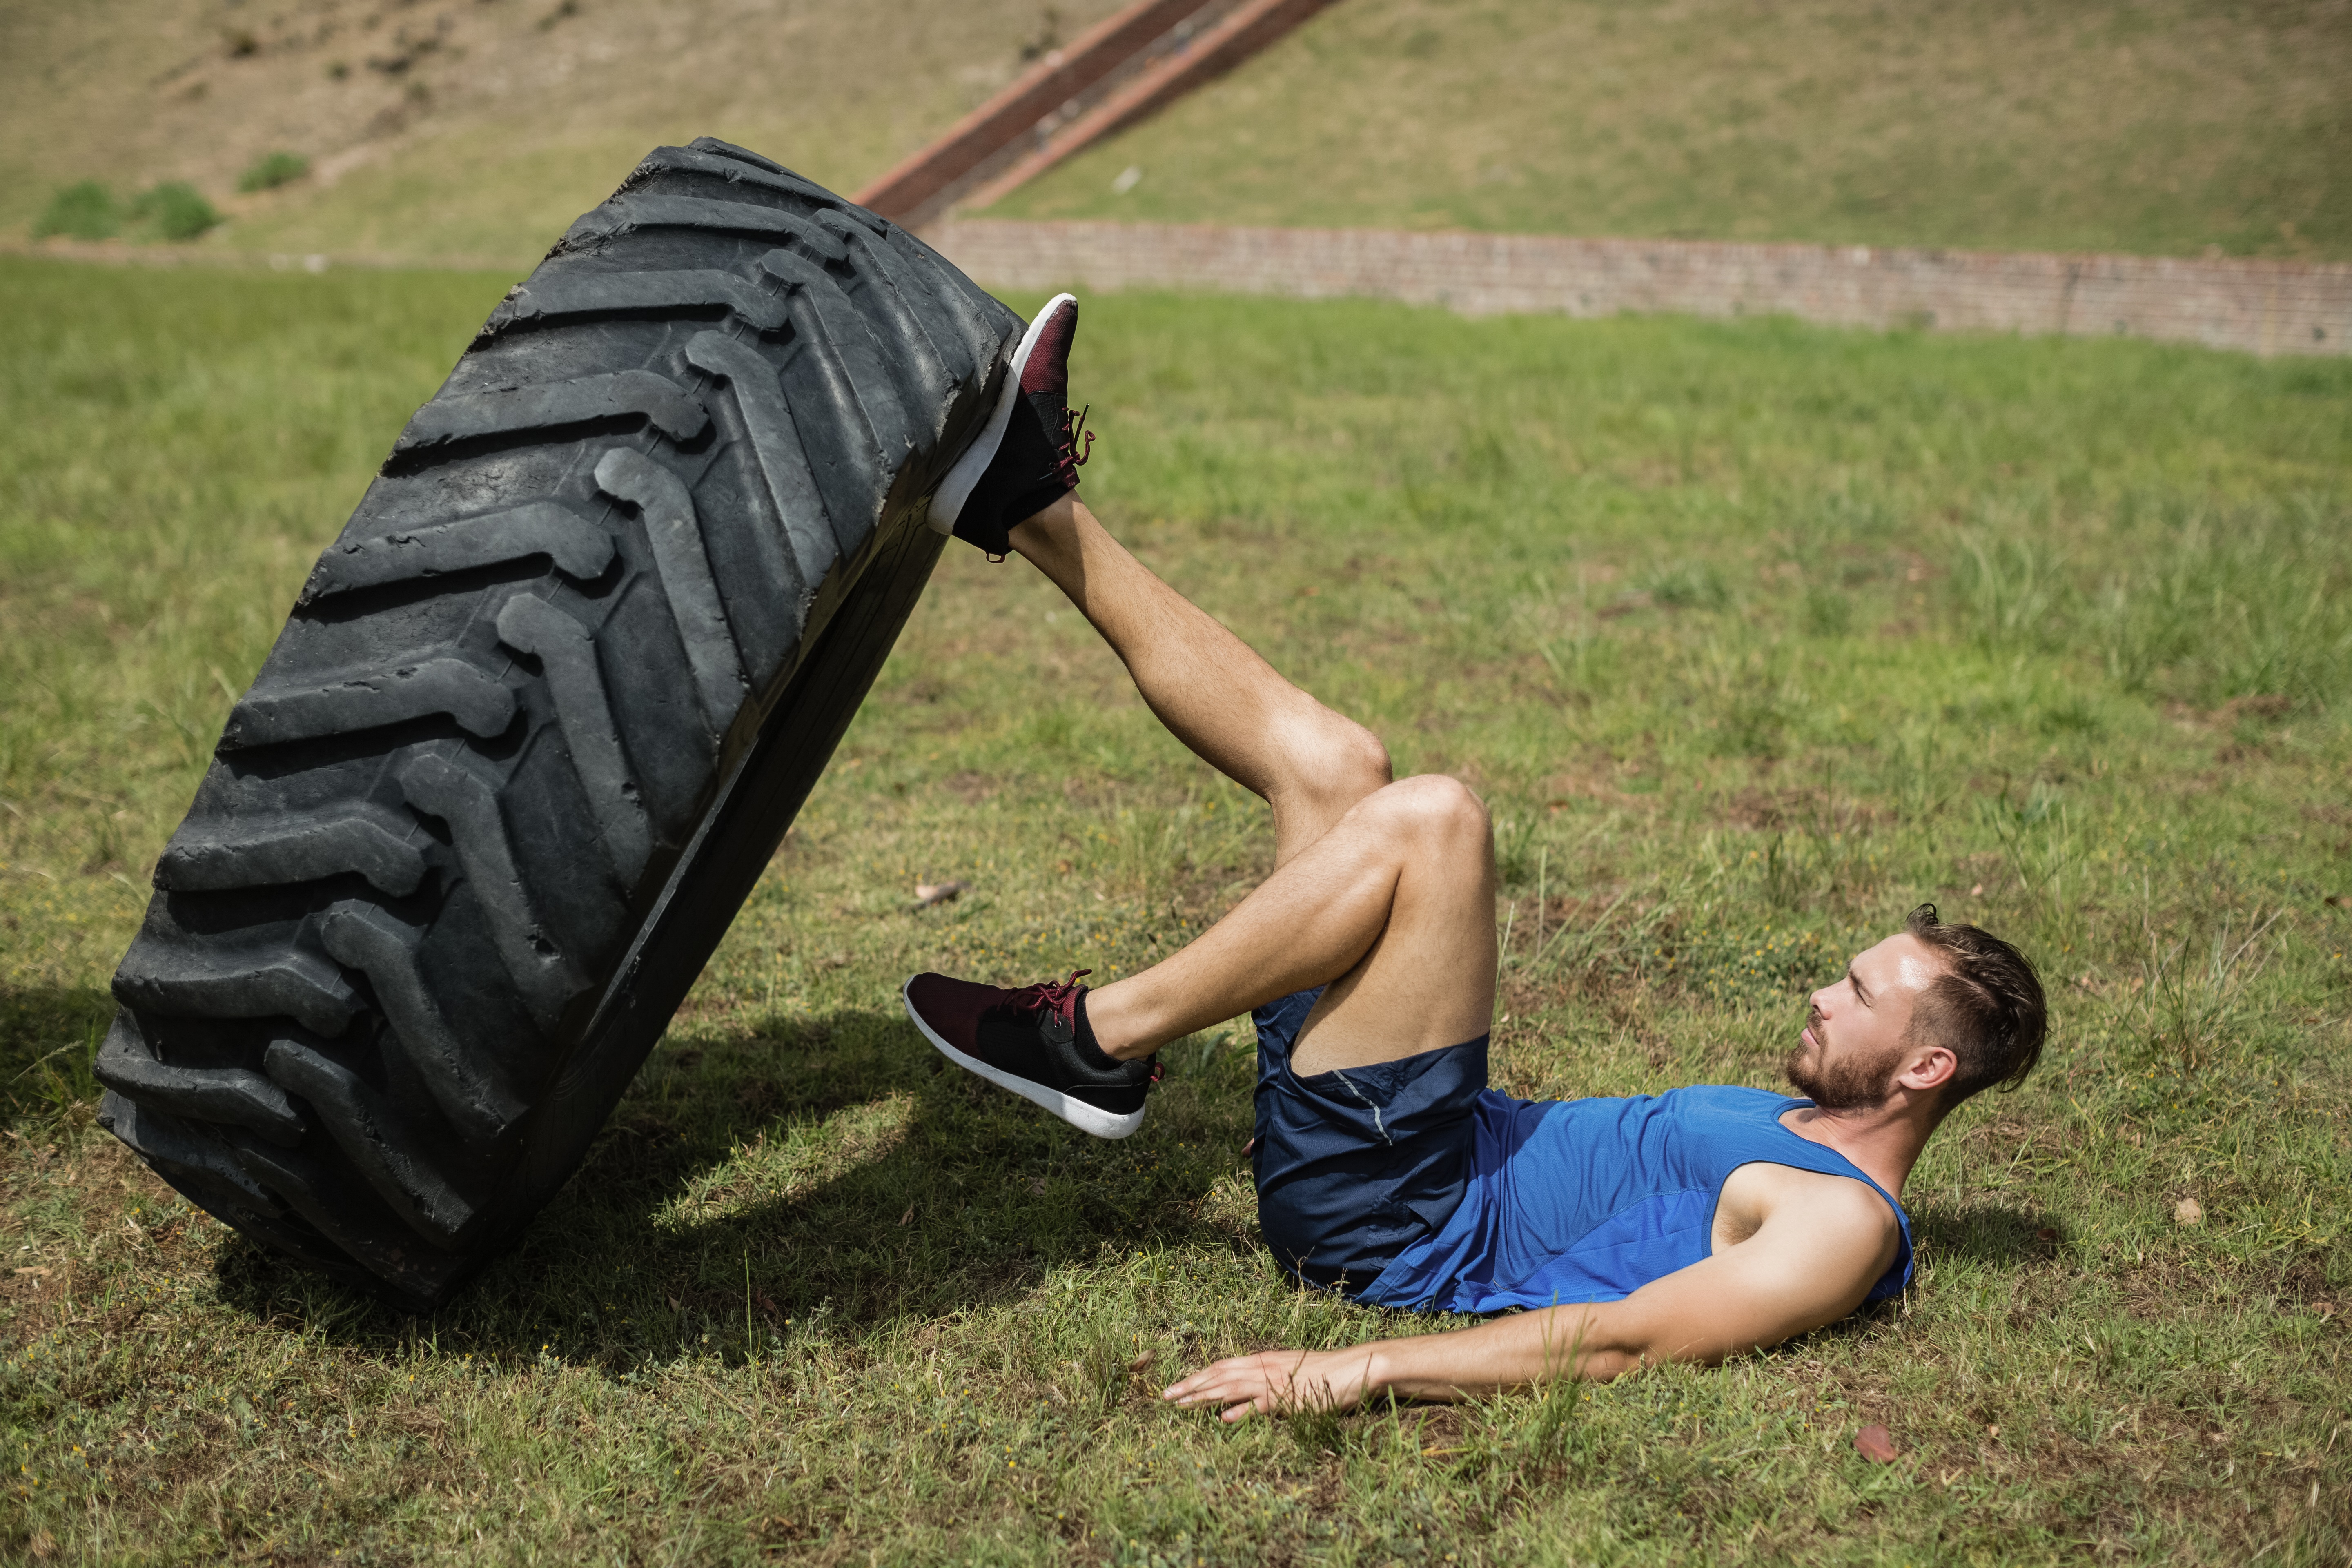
[{"xmin": 904, "ymin": 296, "xmax": 2049, "ymax": 1419}]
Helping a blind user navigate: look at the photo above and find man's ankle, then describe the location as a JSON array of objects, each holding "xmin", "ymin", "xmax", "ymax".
[
  {"xmin": 1007, "ymin": 493, "xmax": 1083, "ymax": 560},
  {"xmin": 1079, "ymin": 981, "xmax": 1159, "ymax": 1062}
]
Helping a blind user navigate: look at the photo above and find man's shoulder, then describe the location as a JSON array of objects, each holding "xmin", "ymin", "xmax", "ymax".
[
  {"xmin": 1792, "ymin": 1167, "xmax": 1902, "ymax": 1227},
  {"xmin": 1727, "ymin": 1160, "xmax": 1901, "ymax": 1237}
]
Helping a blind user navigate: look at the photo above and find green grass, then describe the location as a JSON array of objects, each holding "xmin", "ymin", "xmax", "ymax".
[
  {"xmin": 994, "ymin": 0, "xmax": 2352, "ymax": 261},
  {"xmin": 4, "ymin": 254, "xmax": 2350, "ymax": 1563}
]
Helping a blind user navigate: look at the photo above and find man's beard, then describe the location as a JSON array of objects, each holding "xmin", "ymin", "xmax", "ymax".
[{"xmin": 1783, "ymin": 1026, "xmax": 1903, "ymax": 1111}]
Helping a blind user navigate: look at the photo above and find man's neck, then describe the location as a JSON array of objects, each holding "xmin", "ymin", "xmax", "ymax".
[{"xmin": 1777, "ymin": 1098, "xmax": 1937, "ymax": 1198}]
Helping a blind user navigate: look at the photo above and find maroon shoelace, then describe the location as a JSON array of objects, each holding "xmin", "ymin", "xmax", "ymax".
[
  {"xmin": 1004, "ymin": 968, "xmax": 1091, "ymax": 1022},
  {"xmin": 1054, "ymin": 404, "xmax": 1094, "ymax": 489},
  {"xmin": 1002, "ymin": 969, "xmax": 1159, "ymax": 1080}
]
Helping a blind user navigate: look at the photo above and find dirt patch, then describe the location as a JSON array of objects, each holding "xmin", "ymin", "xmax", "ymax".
[
  {"xmin": 940, "ymin": 770, "xmax": 999, "ymax": 804},
  {"xmin": 1722, "ymin": 784, "xmax": 1891, "ymax": 834},
  {"xmin": 1541, "ymin": 759, "xmax": 1668, "ymax": 816},
  {"xmin": 2215, "ymin": 693, "xmax": 2294, "ymax": 724}
]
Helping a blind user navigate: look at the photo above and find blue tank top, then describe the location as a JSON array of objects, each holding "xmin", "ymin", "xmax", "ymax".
[{"xmin": 1354, "ymin": 1085, "xmax": 1913, "ymax": 1314}]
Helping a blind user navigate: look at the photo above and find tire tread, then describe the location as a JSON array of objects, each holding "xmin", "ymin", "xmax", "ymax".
[{"xmin": 101, "ymin": 142, "xmax": 1021, "ymax": 1304}]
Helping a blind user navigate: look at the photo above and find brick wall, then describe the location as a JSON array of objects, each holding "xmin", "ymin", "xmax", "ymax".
[{"xmin": 928, "ymin": 220, "xmax": 2352, "ymax": 356}]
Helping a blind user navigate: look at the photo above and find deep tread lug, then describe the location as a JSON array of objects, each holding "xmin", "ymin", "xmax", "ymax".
[
  {"xmin": 264, "ymin": 1038, "xmax": 479, "ymax": 1245},
  {"xmin": 390, "ymin": 370, "xmax": 708, "ymax": 464},
  {"xmin": 301, "ymin": 501, "xmax": 614, "ymax": 604},
  {"xmin": 229, "ymin": 1138, "xmax": 469, "ymax": 1294},
  {"xmin": 114, "ymin": 938, "xmax": 362, "ymax": 1038},
  {"xmin": 395, "ymin": 753, "xmax": 591, "ymax": 1028},
  {"xmin": 593, "ymin": 448, "xmax": 746, "ymax": 737},
  {"xmin": 682, "ymin": 330, "xmax": 833, "ymax": 598},
  {"xmin": 813, "ymin": 212, "xmax": 956, "ymax": 401},
  {"xmin": 494, "ymin": 595, "xmax": 653, "ymax": 883},
  {"xmin": 568, "ymin": 196, "xmax": 850, "ymax": 261},
  {"xmin": 223, "ymin": 657, "xmax": 516, "ymax": 750},
  {"xmin": 481, "ymin": 270, "xmax": 791, "ymax": 340},
  {"xmin": 755, "ymin": 249, "xmax": 908, "ymax": 557},
  {"xmin": 156, "ymin": 808, "xmax": 427, "ymax": 897},
  {"xmin": 656, "ymin": 140, "xmax": 889, "ymax": 232},
  {"xmin": 94, "ymin": 1013, "xmax": 307, "ymax": 1146},
  {"xmin": 760, "ymin": 248, "xmax": 918, "ymax": 463},
  {"xmin": 101, "ymin": 1094, "xmax": 286, "ymax": 1217},
  {"xmin": 320, "ymin": 903, "xmax": 523, "ymax": 1144}
]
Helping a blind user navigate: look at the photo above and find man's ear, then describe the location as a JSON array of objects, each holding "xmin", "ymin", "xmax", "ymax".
[{"xmin": 1896, "ymin": 1041, "xmax": 1957, "ymax": 1094}]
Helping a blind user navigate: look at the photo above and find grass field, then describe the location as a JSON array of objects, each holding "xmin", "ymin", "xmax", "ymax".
[
  {"xmin": 7, "ymin": 0, "xmax": 2350, "ymax": 266},
  {"xmin": 4, "ymin": 254, "xmax": 2351, "ymax": 1563}
]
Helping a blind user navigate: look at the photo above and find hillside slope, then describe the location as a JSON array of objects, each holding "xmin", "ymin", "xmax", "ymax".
[
  {"xmin": 989, "ymin": 0, "xmax": 2352, "ymax": 261},
  {"xmin": 0, "ymin": 0, "xmax": 1123, "ymax": 265},
  {"xmin": 5, "ymin": 0, "xmax": 2347, "ymax": 264}
]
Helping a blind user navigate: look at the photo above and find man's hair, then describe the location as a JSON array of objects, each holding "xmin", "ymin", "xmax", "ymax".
[{"xmin": 1902, "ymin": 903, "xmax": 2047, "ymax": 1111}]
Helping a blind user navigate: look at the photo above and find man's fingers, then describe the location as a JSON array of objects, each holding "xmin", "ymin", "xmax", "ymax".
[
  {"xmin": 1164, "ymin": 1375, "xmax": 1236, "ymax": 1406},
  {"xmin": 1167, "ymin": 1366, "xmax": 1281, "ymax": 1414},
  {"xmin": 1165, "ymin": 1356, "xmax": 1272, "ymax": 1404},
  {"xmin": 1168, "ymin": 1348, "xmax": 1366, "ymax": 1422}
]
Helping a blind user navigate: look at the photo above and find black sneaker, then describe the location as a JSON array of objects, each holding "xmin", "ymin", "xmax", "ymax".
[
  {"xmin": 902, "ymin": 968, "xmax": 1159, "ymax": 1139},
  {"xmin": 929, "ymin": 292, "xmax": 1092, "ymax": 559}
]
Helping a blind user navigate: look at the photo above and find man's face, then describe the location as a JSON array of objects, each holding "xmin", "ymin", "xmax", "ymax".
[{"xmin": 1785, "ymin": 932, "xmax": 1946, "ymax": 1111}]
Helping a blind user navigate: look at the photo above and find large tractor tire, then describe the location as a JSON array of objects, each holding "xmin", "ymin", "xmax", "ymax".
[{"xmin": 95, "ymin": 138, "xmax": 1019, "ymax": 1309}]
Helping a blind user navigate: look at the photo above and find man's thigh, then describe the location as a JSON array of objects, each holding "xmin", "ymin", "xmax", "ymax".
[{"xmin": 1290, "ymin": 775, "xmax": 1497, "ymax": 1075}]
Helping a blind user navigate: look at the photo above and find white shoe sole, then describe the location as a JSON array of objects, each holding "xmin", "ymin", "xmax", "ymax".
[
  {"xmin": 902, "ymin": 976, "xmax": 1146, "ymax": 1140},
  {"xmin": 929, "ymin": 291, "xmax": 1078, "ymax": 535}
]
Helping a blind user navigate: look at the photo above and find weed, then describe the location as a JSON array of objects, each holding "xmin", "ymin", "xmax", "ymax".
[
  {"xmin": 2116, "ymin": 904, "xmax": 2287, "ymax": 1071},
  {"xmin": 1801, "ymin": 582, "xmax": 1855, "ymax": 639},
  {"xmin": 236, "ymin": 150, "xmax": 310, "ymax": 193},
  {"xmin": 1493, "ymin": 811, "xmax": 1541, "ymax": 886},
  {"xmin": 1638, "ymin": 560, "xmax": 1731, "ymax": 612},
  {"xmin": 127, "ymin": 181, "xmax": 221, "ymax": 241},
  {"xmin": 31, "ymin": 181, "xmax": 119, "ymax": 241},
  {"xmin": 1953, "ymin": 528, "xmax": 2066, "ymax": 653},
  {"xmin": 2086, "ymin": 503, "xmax": 2352, "ymax": 706}
]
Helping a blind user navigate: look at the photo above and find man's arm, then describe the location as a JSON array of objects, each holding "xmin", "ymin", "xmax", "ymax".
[{"xmin": 1164, "ymin": 1182, "xmax": 1899, "ymax": 1421}]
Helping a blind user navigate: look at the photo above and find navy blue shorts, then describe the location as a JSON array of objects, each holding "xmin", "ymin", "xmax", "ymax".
[{"xmin": 1249, "ymin": 987, "xmax": 1488, "ymax": 1296}]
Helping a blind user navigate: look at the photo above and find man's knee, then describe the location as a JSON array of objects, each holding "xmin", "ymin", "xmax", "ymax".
[
  {"xmin": 1363, "ymin": 773, "xmax": 1490, "ymax": 851},
  {"xmin": 1281, "ymin": 706, "xmax": 1392, "ymax": 811},
  {"xmin": 1321, "ymin": 713, "xmax": 1393, "ymax": 800}
]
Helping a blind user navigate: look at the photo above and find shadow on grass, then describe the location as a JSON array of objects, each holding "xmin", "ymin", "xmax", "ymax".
[
  {"xmin": 1911, "ymin": 1201, "xmax": 2060, "ymax": 1268},
  {"xmin": 200, "ymin": 1007, "xmax": 2057, "ymax": 1368},
  {"xmin": 0, "ymin": 983, "xmax": 111, "ymax": 1132},
  {"xmin": 140, "ymin": 990, "xmax": 2062, "ymax": 1377},
  {"xmin": 209, "ymin": 1006, "xmax": 1257, "ymax": 1363}
]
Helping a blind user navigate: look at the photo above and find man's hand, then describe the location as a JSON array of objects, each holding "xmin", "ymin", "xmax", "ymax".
[{"xmin": 1162, "ymin": 1346, "xmax": 1381, "ymax": 1422}]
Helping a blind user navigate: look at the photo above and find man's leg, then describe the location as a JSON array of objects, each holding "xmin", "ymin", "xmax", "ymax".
[
  {"xmin": 905, "ymin": 293, "xmax": 1493, "ymax": 1136},
  {"xmin": 1007, "ymin": 496, "xmax": 1389, "ymax": 867},
  {"xmin": 1086, "ymin": 773, "xmax": 1497, "ymax": 1072},
  {"xmin": 1006, "ymin": 497, "xmax": 1497, "ymax": 1073}
]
